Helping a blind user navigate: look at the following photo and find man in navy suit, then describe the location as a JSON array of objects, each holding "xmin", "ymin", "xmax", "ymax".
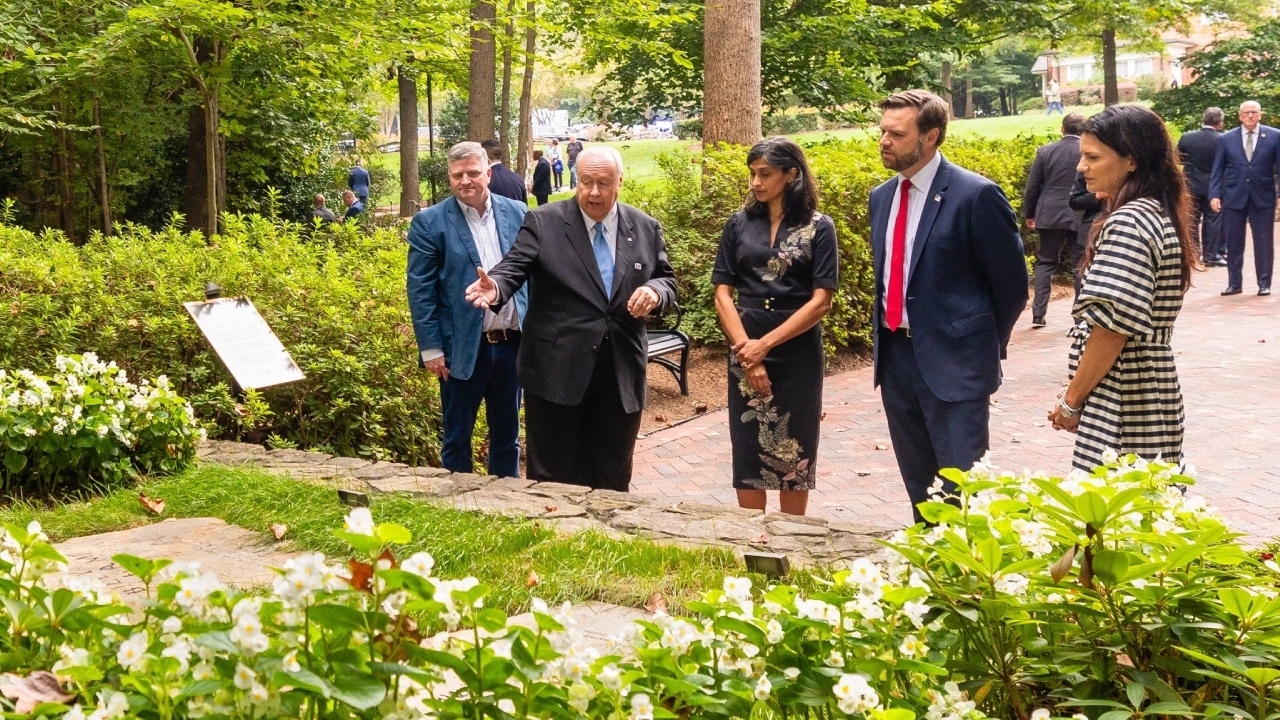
[
  {"xmin": 869, "ymin": 90, "xmax": 1028, "ymax": 523},
  {"xmin": 348, "ymin": 158, "xmax": 371, "ymax": 205},
  {"xmin": 1211, "ymin": 100, "xmax": 1280, "ymax": 296},
  {"xmin": 406, "ymin": 141, "xmax": 529, "ymax": 477},
  {"xmin": 481, "ymin": 139, "xmax": 529, "ymax": 204},
  {"xmin": 1178, "ymin": 107, "xmax": 1225, "ymax": 266}
]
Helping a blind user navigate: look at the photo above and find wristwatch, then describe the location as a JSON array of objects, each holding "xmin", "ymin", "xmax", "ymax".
[{"xmin": 1056, "ymin": 390, "xmax": 1082, "ymax": 420}]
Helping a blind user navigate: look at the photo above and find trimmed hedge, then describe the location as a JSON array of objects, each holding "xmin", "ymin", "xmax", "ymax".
[{"xmin": 0, "ymin": 216, "xmax": 439, "ymax": 464}]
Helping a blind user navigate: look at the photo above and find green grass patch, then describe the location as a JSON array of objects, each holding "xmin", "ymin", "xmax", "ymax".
[{"xmin": 1, "ymin": 464, "xmax": 759, "ymax": 613}]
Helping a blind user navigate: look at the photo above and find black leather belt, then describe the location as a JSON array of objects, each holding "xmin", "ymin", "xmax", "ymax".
[
  {"xmin": 737, "ymin": 296, "xmax": 808, "ymax": 310},
  {"xmin": 484, "ymin": 329, "xmax": 519, "ymax": 344},
  {"xmin": 879, "ymin": 325, "xmax": 912, "ymax": 338}
]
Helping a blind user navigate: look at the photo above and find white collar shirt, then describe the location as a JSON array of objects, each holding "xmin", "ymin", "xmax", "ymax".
[
  {"xmin": 881, "ymin": 150, "xmax": 943, "ymax": 330},
  {"xmin": 581, "ymin": 202, "xmax": 619, "ymax": 263},
  {"xmin": 459, "ymin": 195, "xmax": 518, "ymax": 333}
]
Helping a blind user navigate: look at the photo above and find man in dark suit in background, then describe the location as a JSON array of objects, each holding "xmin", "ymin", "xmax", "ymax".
[
  {"xmin": 1023, "ymin": 112, "xmax": 1085, "ymax": 326},
  {"xmin": 1211, "ymin": 100, "xmax": 1280, "ymax": 296},
  {"xmin": 1069, "ymin": 171, "xmax": 1104, "ymax": 296},
  {"xmin": 1178, "ymin": 107, "xmax": 1225, "ymax": 266},
  {"xmin": 348, "ymin": 158, "xmax": 371, "ymax": 206},
  {"xmin": 341, "ymin": 190, "xmax": 364, "ymax": 221},
  {"xmin": 869, "ymin": 90, "xmax": 1028, "ymax": 523},
  {"xmin": 465, "ymin": 146, "xmax": 677, "ymax": 491},
  {"xmin": 481, "ymin": 139, "xmax": 529, "ymax": 205},
  {"xmin": 531, "ymin": 149, "xmax": 553, "ymax": 206}
]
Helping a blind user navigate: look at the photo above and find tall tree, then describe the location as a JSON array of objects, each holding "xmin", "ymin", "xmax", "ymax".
[
  {"xmin": 516, "ymin": 0, "xmax": 536, "ymax": 178},
  {"xmin": 399, "ymin": 66, "xmax": 420, "ymax": 216},
  {"xmin": 468, "ymin": 0, "xmax": 497, "ymax": 140},
  {"xmin": 498, "ymin": 0, "xmax": 515, "ymax": 163},
  {"xmin": 703, "ymin": 0, "xmax": 761, "ymax": 145}
]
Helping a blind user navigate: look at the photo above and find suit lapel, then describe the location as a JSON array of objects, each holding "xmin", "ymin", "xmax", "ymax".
[
  {"xmin": 870, "ymin": 183, "xmax": 891, "ymax": 277},
  {"xmin": 493, "ymin": 199, "xmax": 514, "ymax": 255},
  {"xmin": 564, "ymin": 203, "xmax": 609, "ymax": 301},
  {"xmin": 446, "ymin": 199, "xmax": 484, "ymax": 269},
  {"xmin": 907, "ymin": 158, "xmax": 950, "ymax": 282},
  {"xmin": 610, "ymin": 205, "xmax": 637, "ymax": 303}
]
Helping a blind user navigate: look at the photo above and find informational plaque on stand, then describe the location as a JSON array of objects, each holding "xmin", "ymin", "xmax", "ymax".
[{"xmin": 184, "ymin": 297, "xmax": 305, "ymax": 390}]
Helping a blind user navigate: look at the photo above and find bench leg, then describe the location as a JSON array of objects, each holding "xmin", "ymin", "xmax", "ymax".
[{"xmin": 678, "ymin": 344, "xmax": 689, "ymax": 396}]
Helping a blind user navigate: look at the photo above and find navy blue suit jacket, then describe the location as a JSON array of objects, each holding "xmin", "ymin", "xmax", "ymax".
[
  {"xmin": 870, "ymin": 155, "xmax": 1029, "ymax": 403},
  {"xmin": 406, "ymin": 195, "xmax": 529, "ymax": 381},
  {"xmin": 1210, "ymin": 125, "xmax": 1280, "ymax": 211},
  {"xmin": 348, "ymin": 166, "xmax": 371, "ymax": 197},
  {"xmin": 488, "ymin": 163, "xmax": 529, "ymax": 204}
]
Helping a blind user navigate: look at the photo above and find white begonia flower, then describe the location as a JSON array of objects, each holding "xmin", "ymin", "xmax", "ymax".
[
  {"xmin": 902, "ymin": 598, "xmax": 929, "ymax": 628},
  {"xmin": 824, "ymin": 649, "xmax": 845, "ymax": 668},
  {"xmin": 723, "ymin": 575, "xmax": 752, "ymax": 602},
  {"xmin": 994, "ymin": 572, "xmax": 1030, "ymax": 596},
  {"xmin": 783, "ymin": 667, "xmax": 800, "ymax": 679},
  {"xmin": 847, "ymin": 558, "xmax": 883, "ymax": 588},
  {"xmin": 899, "ymin": 634, "xmax": 928, "ymax": 658},
  {"xmin": 765, "ymin": 619, "xmax": 784, "ymax": 644},
  {"xmin": 250, "ymin": 681, "xmax": 270, "ymax": 704},
  {"xmin": 63, "ymin": 705, "xmax": 87, "ymax": 720},
  {"xmin": 754, "ymin": 674, "xmax": 772, "ymax": 701},
  {"xmin": 53, "ymin": 645, "xmax": 91, "ymax": 673},
  {"xmin": 282, "ymin": 650, "xmax": 302, "ymax": 673},
  {"xmin": 116, "ymin": 631, "xmax": 149, "ymax": 671},
  {"xmin": 630, "ymin": 693, "xmax": 654, "ymax": 720},
  {"xmin": 402, "ymin": 551, "xmax": 435, "ymax": 578},
  {"xmin": 161, "ymin": 635, "xmax": 193, "ymax": 675},
  {"xmin": 1031, "ymin": 709, "xmax": 1051, "ymax": 720},
  {"xmin": 234, "ymin": 663, "xmax": 257, "ymax": 690},
  {"xmin": 162, "ymin": 616, "xmax": 183, "ymax": 634},
  {"xmin": 832, "ymin": 673, "xmax": 879, "ymax": 714},
  {"xmin": 599, "ymin": 662, "xmax": 623, "ymax": 690},
  {"xmin": 230, "ymin": 610, "xmax": 269, "ymax": 655},
  {"xmin": 1101, "ymin": 448, "xmax": 1119, "ymax": 465},
  {"xmin": 96, "ymin": 691, "xmax": 129, "ymax": 720},
  {"xmin": 567, "ymin": 681, "xmax": 596, "ymax": 713},
  {"xmin": 343, "ymin": 507, "xmax": 375, "ymax": 536}
]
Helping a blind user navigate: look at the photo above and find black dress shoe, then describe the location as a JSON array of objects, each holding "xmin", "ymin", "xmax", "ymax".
[
  {"xmin": 1222, "ymin": 286, "xmax": 1243, "ymax": 296},
  {"xmin": 1261, "ymin": 287, "xmax": 1272, "ymax": 296},
  {"xmin": 1207, "ymin": 258, "xmax": 1228, "ymax": 267},
  {"xmin": 1032, "ymin": 317, "xmax": 1047, "ymax": 327}
]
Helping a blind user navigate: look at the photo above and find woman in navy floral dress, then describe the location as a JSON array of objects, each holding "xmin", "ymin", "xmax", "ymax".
[{"xmin": 712, "ymin": 138, "xmax": 838, "ymax": 516}]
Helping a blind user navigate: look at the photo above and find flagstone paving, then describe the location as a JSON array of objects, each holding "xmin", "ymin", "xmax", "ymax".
[{"xmin": 631, "ymin": 239, "xmax": 1280, "ymax": 542}]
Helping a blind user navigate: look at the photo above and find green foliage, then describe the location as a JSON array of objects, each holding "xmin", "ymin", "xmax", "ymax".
[
  {"xmin": 676, "ymin": 112, "xmax": 825, "ymax": 141},
  {"xmin": 1152, "ymin": 19, "xmax": 1280, "ymax": 130},
  {"xmin": 0, "ymin": 217, "xmax": 440, "ymax": 464},
  {"xmin": 638, "ymin": 135, "xmax": 1042, "ymax": 352},
  {"xmin": 0, "ymin": 353, "xmax": 201, "ymax": 496}
]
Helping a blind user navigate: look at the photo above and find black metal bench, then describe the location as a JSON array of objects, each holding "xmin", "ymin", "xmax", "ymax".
[{"xmin": 646, "ymin": 302, "xmax": 690, "ymax": 395}]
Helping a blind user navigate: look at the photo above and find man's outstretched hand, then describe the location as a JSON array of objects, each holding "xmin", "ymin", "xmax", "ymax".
[{"xmin": 465, "ymin": 267, "xmax": 499, "ymax": 309}]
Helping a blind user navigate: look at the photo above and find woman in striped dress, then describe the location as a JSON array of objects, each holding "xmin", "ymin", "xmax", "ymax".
[{"xmin": 1047, "ymin": 105, "xmax": 1199, "ymax": 470}]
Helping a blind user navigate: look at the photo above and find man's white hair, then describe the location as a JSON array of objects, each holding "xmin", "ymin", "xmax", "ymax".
[
  {"xmin": 576, "ymin": 145, "xmax": 625, "ymax": 175},
  {"xmin": 447, "ymin": 141, "xmax": 489, "ymax": 168},
  {"xmin": 1241, "ymin": 100, "xmax": 1262, "ymax": 111}
]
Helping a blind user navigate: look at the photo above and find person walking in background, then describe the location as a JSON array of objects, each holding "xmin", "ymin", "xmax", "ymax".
[
  {"xmin": 464, "ymin": 146, "xmax": 677, "ymax": 491},
  {"xmin": 712, "ymin": 138, "xmax": 837, "ymax": 517},
  {"xmin": 531, "ymin": 149, "xmax": 552, "ymax": 206},
  {"xmin": 1023, "ymin": 112, "xmax": 1086, "ymax": 327},
  {"xmin": 1045, "ymin": 79, "xmax": 1064, "ymax": 116},
  {"xmin": 406, "ymin": 141, "xmax": 529, "ymax": 477},
  {"xmin": 348, "ymin": 158, "xmax": 371, "ymax": 206},
  {"xmin": 1210, "ymin": 100, "xmax": 1279, "ymax": 296},
  {"xmin": 1069, "ymin": 171, "xmax": 1105, "ymax": 297},
  {"xmin": 481, "ymin": 139, "xmax": 528, "ymax": 204},
  {"xmin": 341, "ymin": 190, "xmax": 364, "ymax": 221},
  {"xmin": 548, "ymin": 139, "xmax": 564, "ymax": 191},
  {"xmin": 870, "ymin": 90, "xmax": 1028, "ymax": 524},
  {"xmin": 1178, "ymin": 107, "xmax": 1225, "ymax": 266},
  {"xmin": 1048, "ymin": 105, "xmax": 1196, "ymax": 470},
  {"xmin": 566, "ymin": 135, "xmax": 584, "ymax": 190},
  {"xmin": 311, "ymin": 194, "xmax": 338, "ymax": 225}
]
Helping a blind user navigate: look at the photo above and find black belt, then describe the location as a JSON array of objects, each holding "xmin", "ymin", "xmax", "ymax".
[
  {"xmin": 737, "ymin": 296, "xmax": 808, "ymax": 310},
  {"xmin": 484, "ymin": 329, "xmax": 519, "ymax": 344},
  {"xmin": 879, "ymin": 325, "xmax": 912, "ymax": 338}
]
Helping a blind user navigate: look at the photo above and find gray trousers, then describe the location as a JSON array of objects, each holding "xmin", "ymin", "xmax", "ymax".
[{"xmin": 1032, "ymin": 228, "xmax": 1083, "ymax": 320}]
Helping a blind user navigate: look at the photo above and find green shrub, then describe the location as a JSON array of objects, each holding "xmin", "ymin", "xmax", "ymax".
[
  {"xmin": 763, "ymin": 111, "xmax": 824, "ymax": 135},
  {"xmin": 0, "ymin": 353, "xmax": 201, "ymax": 495},
  {"xmin": 674, "ymin": 118, "xmax": 703, "ymax": 140},
  {"xmin": 638, "ymin": 135, "xmax": 1043, "ymax": 352},
  {"xmin": 0, "ymin": 216, "xmax": 440, "ymax": 464}
]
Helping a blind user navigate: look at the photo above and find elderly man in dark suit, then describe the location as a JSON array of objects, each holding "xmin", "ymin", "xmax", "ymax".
[
  {"xmin": 1212, "ymin": 100, "xmax": 1280, "ymax": 296},
  {"xmin": 870, "ymin": 90, "xmax": 1028, "ymax": 523},
  {"xmin": 1179, "ymin": 107, "xmax": 1225, "ymax": 266},
  {"xmin": 465, "ymin": 146, "xmax": 677, "ymax": 491},
  {"xmin": 480, "ymin": 139, "xmax": 529, "ymax": 205},
  {"xmin": 1023, "ymin": 112, "xmax": 1085, "ymax": 326}
]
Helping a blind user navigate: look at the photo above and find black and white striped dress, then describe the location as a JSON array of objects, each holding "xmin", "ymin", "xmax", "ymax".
[{"xmin": 1068, "ymin": 197, "xmax": 1185, "ymax": 470}]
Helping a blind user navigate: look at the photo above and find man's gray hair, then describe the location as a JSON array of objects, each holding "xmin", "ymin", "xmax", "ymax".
[
  {"xmin": 447, "ymin": 141, "xmax": 489, "ymax": 167},
  {"xmin": 576, "ymin": 145, "xmax": 624, "ymax": 175},
  {"xmin": 1202, "ymin": 107, "xmax": 1224, "ymax": 126}
]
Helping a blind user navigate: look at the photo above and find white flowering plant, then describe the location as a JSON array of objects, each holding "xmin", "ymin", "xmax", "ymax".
[{"xmin": 0, "ymin": 353, "xmax": 203, "ymax": 494}]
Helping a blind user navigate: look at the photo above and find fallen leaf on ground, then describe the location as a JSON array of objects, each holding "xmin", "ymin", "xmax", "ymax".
[
  {"xmin": 644, "ymin": 592, "xmax": 668, "ymax": 614},
  {"xmin": 857, "ymin": 471, "xmax": 871, "ymax": 477},
  {"xmin": 693, "ymin": 403, "xmax": 708, "ymax": 414},
  {"xmin": 874, "ymin": 444, "xmax": 889, "ymax": 451},
  {"xmin": 126, "ymin": 318, "xmax": 139, "ymax": 328},
  {"xmin": 526, "ymin": 570, "xmax": 540, "ymax": 587},
  {"xmin": 139, "ymin": 493, "xmax": 165, "ymax": 515},
  {"xmin": 544, "ymin": 505, "xmax": 558, "ymax": 513},
  {"xmin": 0, "ymin": 672, "xmax": 75, "ymax": 713},
  {"xmin": 654, "ymin": 414, "xmax": 668, "ymax": 423},
  {"xmin": 271, "ymin": 524, "xmax": 288, "ymax": 540}
]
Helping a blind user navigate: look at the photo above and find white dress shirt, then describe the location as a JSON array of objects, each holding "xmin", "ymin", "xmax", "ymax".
[
  {"xmin": 420, "ymin": 194, "xmax": 518, "ymax": 364},
  {"xmin": 581, "ymin": 203, "xmax": 619, "ymax": 264},
  {"xmin": 881, "ymin": 150, "xmax": 943, "ymax": 330}
]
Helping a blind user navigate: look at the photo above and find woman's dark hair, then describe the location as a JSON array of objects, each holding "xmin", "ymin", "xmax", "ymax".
[
  {"xmin": 1082, "ymin": 105, "xmax": 1198, "ymax": 292},
  {"xmin": 743, "ymin": 136, "xmax": 819, "ymax": 226}
]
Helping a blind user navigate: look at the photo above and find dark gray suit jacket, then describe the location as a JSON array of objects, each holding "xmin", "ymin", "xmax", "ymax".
[
  {"xmin": 1022, "ymin": 134, "xmax": 1082, "ymax": 231},
  {"xmin": 1178, "ymin": 127, "xmax": 1222, "ymax": 198},
  {"xmin": 488, "ymin": 199, "xmax": 677, "ymax": 413}
]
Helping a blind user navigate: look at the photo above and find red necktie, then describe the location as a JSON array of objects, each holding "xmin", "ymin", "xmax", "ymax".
[{"xmin": 886, "ymin": 178, "xmax": 912, "ymax": 331}]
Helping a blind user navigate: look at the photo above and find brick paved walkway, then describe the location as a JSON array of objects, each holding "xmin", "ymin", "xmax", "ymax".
[{"xmin": 632, "ymin": 236, "xmax": 1280, "ymax": 541}]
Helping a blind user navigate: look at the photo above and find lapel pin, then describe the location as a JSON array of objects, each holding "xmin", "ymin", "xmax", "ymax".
[
  {"xmin": 634, "ymin": 262, "xmax": 642, "ymax": 270},
  {"xmin": 933, "ymin": 194, "xmax": 942, "ymax": 203},
  {"xmin": 627, "ymin": 236, "xmax": 633, "ymax": 243}
]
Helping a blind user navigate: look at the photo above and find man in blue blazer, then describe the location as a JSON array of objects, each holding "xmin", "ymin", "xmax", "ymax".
[
  {"xmin": 348, "ymin": 158, "xmax": 371, "ymax": 205},
  {"xmin": 869, "ymin": 90, "xmax": 1029, "ymax": 523},
  {"xmin": 1210, "ymin": 100, "xmax": 1280, "ymax": 296},
  {"xmin": 406, "ymin": 141, "xmax": 529, "ymax": 476}
]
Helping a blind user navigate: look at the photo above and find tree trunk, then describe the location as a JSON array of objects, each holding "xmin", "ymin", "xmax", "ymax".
[
  {"xmin": 1101, "ymin": 27, "xmax": 1119, "ymax": 106},
  {"xmin": 93, "ymin": 97, "xmax": 112, "ymax": 236},
  {"xmin": 516, "ymin": 0, "xmax": 536, "ymax": 179},
  {"xmin": 1011, "ymin": 91, "xmax": 1018, "ymax": 115},
  {"xmin": 941, "ymin": 60, "xmax": 953, "ymax": 116},
  {"xmin": 702, "ymin": 0, "xmax": 761, "ymax": 146},
  {"xmin": 203, "ymin": 94, "xmax": 219, "ymax": 237},
  {"xmin": 53, "ymin": 99, "xmax": 76, "ymax": 242},
  {"xmin": 999, "ymin": 86, "xmax": 1009, "ymax": 116},
  {"xmin": 184, "ymin": 103, "xmax": 210, "ymax": 233},
  {"xmin": 398, "ymin": 66, "xmax": 420, "ymax": 217},
  {"xmin": 468, "ymin": 0, "xmax": 497, "ymax": 141},
  {"xmin": 427, "ymin": 74, "xmax": 437, "ymax": 203},
  {"xmin": 498, "ymin": 0, "xmax": 515, "ymax": 164},
  {"xmin": 964, "ymin": 77, "xmax": 973, "ymax": 119}
]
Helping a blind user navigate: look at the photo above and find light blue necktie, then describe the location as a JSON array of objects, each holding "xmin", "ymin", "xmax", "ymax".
[{"xmin": 592, "ymin": 221, "xmax": 614, "ymax": 299}]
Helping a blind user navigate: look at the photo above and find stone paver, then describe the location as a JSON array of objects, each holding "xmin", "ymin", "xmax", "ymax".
[{"xmin": 632, "ymin": 234, "xmax": 1280, "ymax": 542}]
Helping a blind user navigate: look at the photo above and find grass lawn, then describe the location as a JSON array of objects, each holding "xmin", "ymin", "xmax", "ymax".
[{"xmin": 3, "ymin": 465, "xmax": 757, "ymax": 613}]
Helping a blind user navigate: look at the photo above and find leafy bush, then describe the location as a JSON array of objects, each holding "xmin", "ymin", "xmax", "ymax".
[
  {"xmin": 0, "ymin": 353, "xmax": 201, "ymax": 495},
  {"xmin": 638, "ymin": 135, "xmax": 1043, "ymax": 351},
  {"xmin": 674, "ymin": 118, "xmax": 703, "ymax": 140},
  {"xmin": 1152, "ymin": 19, "xmax": 1280, "ymax": 130},
  {"xmin": 763, "ymin": 111, "xmax": 824, "ymax": 135},
  {"xmin": 0, "ymin": 217, "xmax": 440, "ymax": 465}
]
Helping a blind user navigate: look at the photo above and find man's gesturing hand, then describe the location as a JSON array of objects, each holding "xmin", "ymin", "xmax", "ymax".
[
  {"xmin": 424, "ymin": 356, "xmax": 449, "ymax": 381},
  {"xmin": 465, "ymin": 267, "xmax": 499, "ymax": 309},
  {"xmin": 627, "ymin": 286, "xmax": 660, "ymax": 318}
]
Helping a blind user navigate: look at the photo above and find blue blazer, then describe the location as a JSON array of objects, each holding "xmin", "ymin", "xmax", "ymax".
[
  {"xmin": 406, "ymin": 195, "xmax": 529, "ymax": 381},
  {"xmin": 348, "ymin": 166, "xmax": 371, "ymax": 196},
  {"xmin": 1210, "ymin": 125, "xmax": 1280, "ymax": 211},
  {"xmin": 870, "ymin": 155, "xmax": 1029, "ymax": 403}
]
